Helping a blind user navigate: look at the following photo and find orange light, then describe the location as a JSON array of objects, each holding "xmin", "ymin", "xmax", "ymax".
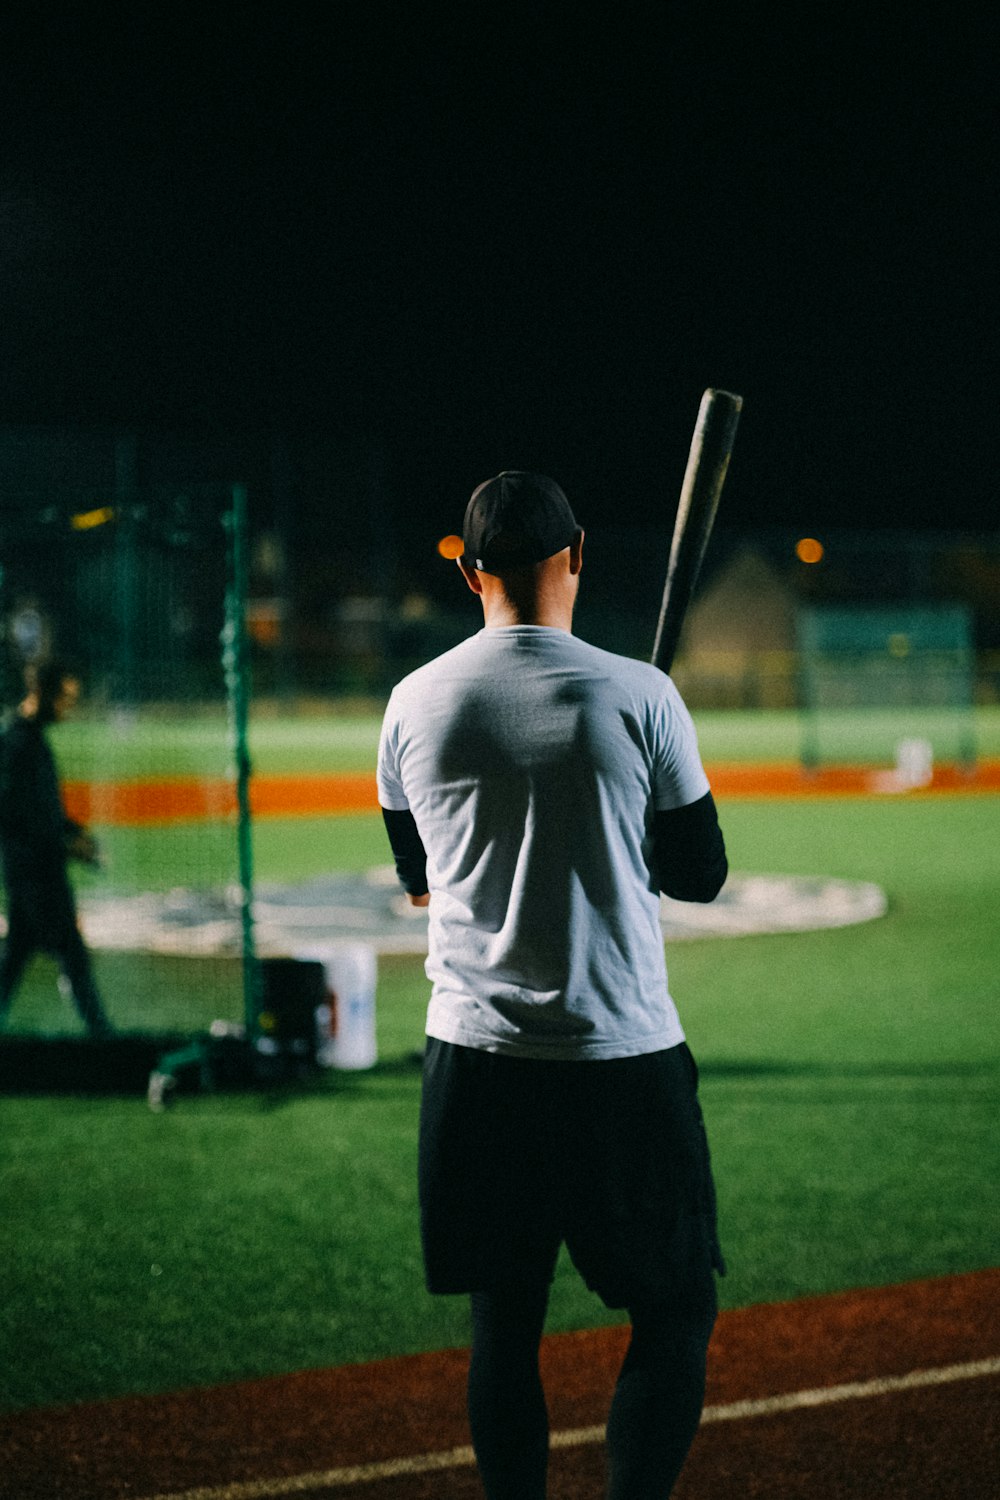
[
  {"xmin": 71, "ymin": 505, "xmax": 115, "ymax": 531},
  {"xmin": 795, "ymin": 537, "xmax": 824, "ymax": 564},
  {"xmin": 437, "ymin": 534, "xmax": 464, "ymax": 560}
]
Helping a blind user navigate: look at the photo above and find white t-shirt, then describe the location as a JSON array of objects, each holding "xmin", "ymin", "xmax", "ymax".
[{"xmin": 377, "ymin": 626, "xmax": 710, "ymax": 1060}]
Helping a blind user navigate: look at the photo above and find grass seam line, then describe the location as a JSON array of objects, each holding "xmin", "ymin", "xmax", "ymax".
[{"xmin": 137, "ymin": 1354, "xmax": 1000, "ymax": 1500}]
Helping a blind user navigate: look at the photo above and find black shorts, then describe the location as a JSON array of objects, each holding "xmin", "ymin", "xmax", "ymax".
[{"xmin": 418, "ymin": 1037, "xmax": 725, "ymax": 1310}]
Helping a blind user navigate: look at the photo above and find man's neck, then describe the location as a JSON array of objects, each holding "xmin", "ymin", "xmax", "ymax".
[
  {"xmin": 478, "ymin": 576, "xmax": 576, "ymax": 632},
  {"xmin": 481, "ymin": 598, "xmax": 574, "ymax": 631}
]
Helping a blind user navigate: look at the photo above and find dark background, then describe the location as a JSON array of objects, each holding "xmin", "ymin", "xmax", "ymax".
[{"xmin": 1, "ymin": 3, "xmax": 997, "ymax": 546}]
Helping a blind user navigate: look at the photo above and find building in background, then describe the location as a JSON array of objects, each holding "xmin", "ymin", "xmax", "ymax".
[
  {"xmin": 672, "ymin": 548, "xmax": 798, "ymax": 708},
  {"xmin": 3, "ymin": 426, "xmax": 999, "ymax": 708}
]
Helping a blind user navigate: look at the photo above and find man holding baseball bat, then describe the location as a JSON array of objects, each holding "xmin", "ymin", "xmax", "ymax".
[{"xmin": 379, "ymin": 471, "xmax": 727, "ymax": 1498}]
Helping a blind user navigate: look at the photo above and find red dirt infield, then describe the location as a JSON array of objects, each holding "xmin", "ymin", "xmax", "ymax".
[
  {"xmin": 62, "ymin": 760, "xmax": 1000, "ymax": 825},
  {"xmin": 3, "ymin": 1267, "xmax": 998, "ymax": 1499}
]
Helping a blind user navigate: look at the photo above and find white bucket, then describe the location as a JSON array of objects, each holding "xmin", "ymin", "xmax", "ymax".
[
  {"xmin": 895, "ymin": 737, "xmax": 934, "ymax": 788},
  {"xmin": 296, "ymin": 943, "xmax": 378, "ymax": 1070}
]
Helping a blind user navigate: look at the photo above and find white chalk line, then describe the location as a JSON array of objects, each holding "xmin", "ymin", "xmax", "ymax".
[{"xmin": 140, "ymin": 1355, "xmax": 1000, "ymax": 1500}]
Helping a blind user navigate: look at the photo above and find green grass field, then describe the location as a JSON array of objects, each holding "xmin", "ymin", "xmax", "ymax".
[
  {"xmin": 1, "ymin": 709, "xmax": 998, "ymax": 1412},
  {"xmin": 50, "ymin": 702, "xmax": 1000, "ymax": 777}
]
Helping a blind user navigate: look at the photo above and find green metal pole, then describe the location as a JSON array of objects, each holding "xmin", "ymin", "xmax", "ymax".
[
  {"xmin": 0, "ymin": 562, "xmax": 8, "ymax": 707},
  {"xmin": 959, "ymin": 649, "xmax": 978, "ymax": 774},
  {"xmin": 114, "ymin": 435, "xmax": 140, "ymax": 714},
  {"xmin": 223, "ymin": 484, "xmax": 260, "ymax": 1038}
]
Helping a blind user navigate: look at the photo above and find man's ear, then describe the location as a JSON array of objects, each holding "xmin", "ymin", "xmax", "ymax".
[
  {"xmin": 457, "ymin": 558, "xmax": 484, "ymax": 595},
  {"xmin": 569, "ymin": 528, "xmax": 584, "ymax": 576}
]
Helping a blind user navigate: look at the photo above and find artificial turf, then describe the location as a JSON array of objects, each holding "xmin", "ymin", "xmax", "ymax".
[
  {"xmin": 50, "ymin": 703, "xmax": 1000, "ymax": 778},
  {"xmin": 2, "ymin": 792, "xmax": 998, "ymax": 1412}
]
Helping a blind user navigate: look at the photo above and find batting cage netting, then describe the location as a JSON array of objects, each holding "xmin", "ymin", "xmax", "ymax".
[
  {"xmin": 0, "ymin": 484, "xmax": 256, "ymax": 1043},
  {"xmin": 797, "ymin": 604, "xmax": 977, "ymax": 774}
]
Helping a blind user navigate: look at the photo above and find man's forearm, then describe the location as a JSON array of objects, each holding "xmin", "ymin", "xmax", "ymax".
[
  {"xmin": 381, "ymin": 807, "xmax": 429, "ymax": 897},
  {"xmin": 653, "ymin": 791, "xmax": 728, "ymax": 903}
]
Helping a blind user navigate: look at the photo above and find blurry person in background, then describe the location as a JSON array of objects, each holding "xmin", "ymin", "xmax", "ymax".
[{"xmin": 0, "ymin": 659, "xmax": 113, "ymax": 1037}]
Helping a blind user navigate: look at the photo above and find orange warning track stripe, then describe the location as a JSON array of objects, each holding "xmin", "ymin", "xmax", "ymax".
[
  {"xmin": 61, "ymin": 761, "xmax": 1000, "ymax": 826},
  {"xmin": 62, "ymin": 773, "xmax": 380, "ymax": 825},
  {"xmin": 706, "ymin": 758, "xmax": 1000, "ymax": 797}
]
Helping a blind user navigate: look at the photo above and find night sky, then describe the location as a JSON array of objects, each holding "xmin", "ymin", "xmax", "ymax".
[{"xmin": 2, "ymin": 5, "xmax": 997, "ymax": 537}]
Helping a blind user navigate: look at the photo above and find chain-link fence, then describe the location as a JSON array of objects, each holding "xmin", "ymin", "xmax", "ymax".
[{"xmin": 0, "ymin": 485, "xmax": 255, "ymax": 1038}]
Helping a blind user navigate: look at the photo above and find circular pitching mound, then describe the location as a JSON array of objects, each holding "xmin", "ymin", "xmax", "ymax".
[{"xmin": 69, "ymin": 868, "xmax": 887, "ymax": 957}]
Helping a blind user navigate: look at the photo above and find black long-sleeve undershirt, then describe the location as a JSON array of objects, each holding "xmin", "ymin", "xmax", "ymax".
[
  {"xmin": 381, "ymin": 807, "xmax": 430, "ymax": 897},
  {"xmin": 652, "ymin": 790, "xmax": 728, "ymax": 903},
  {"xmin": 382, "ymin": 789, "xmax": 727, "ymax": 905}
]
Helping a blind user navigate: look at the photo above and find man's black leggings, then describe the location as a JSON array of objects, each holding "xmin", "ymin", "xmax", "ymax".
[
  {"xmin": 468, "ymin": 1280, "xmax": 716, "ymax": 1500},
  {"xmin": 0, "ymin": 875, "xmax": 109, "ymax": 1033}
]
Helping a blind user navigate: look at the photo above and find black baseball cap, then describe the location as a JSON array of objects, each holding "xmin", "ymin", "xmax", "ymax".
[{"xmin": 462, "ymin": 471, "xmax": 579, "ymax": 573}]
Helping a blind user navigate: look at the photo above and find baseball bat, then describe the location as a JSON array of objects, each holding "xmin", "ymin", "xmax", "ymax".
[{"xmin": 651, "ymin": 387, "xmax": 743, "ymax": 673}]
